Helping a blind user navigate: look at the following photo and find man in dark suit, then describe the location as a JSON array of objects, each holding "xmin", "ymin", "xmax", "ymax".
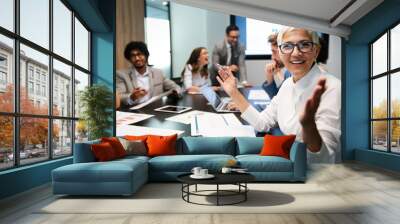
[{"xmin": 210, "ymin": 25, "xmax": 248, "ymax": 87}]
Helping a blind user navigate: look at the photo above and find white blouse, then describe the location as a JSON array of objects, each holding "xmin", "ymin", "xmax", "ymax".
[
  {"xmin": 183, "ymin": 64, "xmax": 210, "ymax": 90},
  {"xmin": 242, "ymin": 65, "xmax": 341, "ymax": 164}
]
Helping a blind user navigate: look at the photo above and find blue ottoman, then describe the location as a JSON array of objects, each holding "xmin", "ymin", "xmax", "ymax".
[{"xmin": 52, "ymin": 157, "xmax": 148, "ymax": 196}]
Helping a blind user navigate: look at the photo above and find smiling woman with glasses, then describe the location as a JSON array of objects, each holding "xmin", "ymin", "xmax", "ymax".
[{"xmin": 216, "ymin": 27, "xmax": 341, "ymax": 164}]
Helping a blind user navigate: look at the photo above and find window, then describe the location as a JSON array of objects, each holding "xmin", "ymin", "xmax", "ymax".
[
  {"xmin": 35, "ymin": 70, "xmax": 41, "ymax": 81},
  {"xmin": 41, "ymin": 73, "xmax": 46, "ymax": 83},
  {"xmin": 0, "ymin": 0, "xmax": 14, "ymax": 32},
  {"xmin": 74, "ymin": 18, "xmax": 89, "ymax": 70},
  {"xmin": 370, "ymin": 23, "xmax": 400, "ymax": 154},
  {"xmin": 145, "ymin": 0, "xmax": 172, "ymax": 77},
  {"xmin": 20, "ymin": 0, "xmax": 49, "ymax": 49},
  {"xmin": 0, "ymin": 34, "xmax": 13, "ymax": 112},
  {"xmin": 0, "ymin": 0, "xmax": 91, "ymax": 170},
  {"xmin": 0, "ymin": 55, "xmax": 7, "ymax": 67},
  {"xmin": 53, "ymin": 119, "xmax": 72, "ymax": 158},
  {"xmin": 74, "ymin": 69, "xmax": 89, "ymax": 119},
  {"xmin": 0, "ymin": 116, "xmax": 13, "ymax": 170},
  {"xmin": 28, "ymin": 81, "xmax": 34, "ymax": 94},
  {"xmin": 53, "ymin": 59, "xmax": 72, "ymax": 117},
  {"xmin": 0, "ymin": 71, "xmax": 6, "ymax": 85},
  {"xmin": 35, "ymin": 83, "xmax": 40, "ymax": 95},
  {"xmin": 28, "ymin": 67, "xmax": 34, "ymax": 80},
  {"xmin": 241, "ymin": 17, "xmax": 287, "ymax": 56},
  {"xmin": 53, "ymin": 0, "xmax": 72, "ymax": 60},
  {"xmin": 42, "ymin": 85, "xmax": 46, "ymax": 97}
]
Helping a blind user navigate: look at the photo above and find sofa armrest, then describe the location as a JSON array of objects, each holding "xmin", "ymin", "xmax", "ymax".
[
  {"xmin": 289, "ymin": 141, "xmax": 307, "ymax": 181},
  {"xmin": 73, "ymin": 140, "xmax": 100, "ymax": 163}
]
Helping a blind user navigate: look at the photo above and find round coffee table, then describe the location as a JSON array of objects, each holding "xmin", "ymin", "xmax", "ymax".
[{"xmin": 177, "ymin": 173, "xmax": 255, "ymax": 206}]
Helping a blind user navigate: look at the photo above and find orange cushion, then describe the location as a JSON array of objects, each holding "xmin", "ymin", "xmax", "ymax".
[
  {"xmin": 146, "ymin": 134, "xmax": 177, "ymax": 157},
  {"xmin": 124, "ymin": 135, "xmax": 149, "ymax": 142},
  {"xmin": 101, "ymin": 137, "xmax": 126, "ymax": 158},
  {"xmin": 91, "ymin": 142, "xmax": 117, "ymax": 162},
  {"xmin": 259, "ymin": 134, "xmax": 296, "ymax": 159}
]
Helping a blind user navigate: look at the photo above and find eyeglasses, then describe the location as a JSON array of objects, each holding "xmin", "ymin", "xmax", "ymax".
[
  {"xmin": 279, "ymin": 41, "xmax": 315, "ymax": 54},
  {"xmin": 130, "ymin": 52, "xmax": 145, "ymax": 59},
  {"xmin": 228, "ymin": 35, "xmax": 240, "ymax": 40}
]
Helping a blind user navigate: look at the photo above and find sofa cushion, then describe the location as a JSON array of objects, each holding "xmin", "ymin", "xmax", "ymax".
[
  {"xmin": 236, "ymin": 155, "xmax": 293, "ymax": 172},
  {"xmin": 101, "ymin": 137, "xmax": 127, "ymax": 158},
  {"xmin": 260, "ymin": 135, "xmax": 296, "ymax": 159},
  {"xmin": 91, "ymin": 142, "xmax": 118, "ymax": 161},
  {"xmin": 178, "ymin": 137, "xmax": 236, "ymax": 155},
  {"xmin": 118, "ymin": 138, "xmax": 147, "ymax": 156},
  {"xmin": 125, "ymin": 135, "xmax": 149, "ymax": 141},
  {"xmin": 53, "ymin": 159, "xmax": 147, "ymax": 183},
  {"xmin": 147, "ymin": 134, "xmax": 177, "ymax": 157},
  {"xmin": 148, "ymin": 154, "xmax": 235, "ymax": 172},
  {"xmin": 236, "ymin": 137, "xmax": 264, "ymax": 155}
]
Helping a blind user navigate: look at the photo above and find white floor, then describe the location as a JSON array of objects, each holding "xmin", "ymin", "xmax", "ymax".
[{"xmin": 1, "ymin": 162, "xmax": 400, "ymax": 224}]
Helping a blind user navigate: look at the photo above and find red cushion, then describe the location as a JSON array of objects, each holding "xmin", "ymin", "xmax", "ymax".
[
  {"xmin": 259, "ymin": 134, "xmax": 296, "ymax": 159},
  {"xmin": 91, "ymin": 142, "xmax": 117, "ymax": 162},
  {"xmin": 101, "ymin": 137, "xmax": 126, "ymax": 158},
  {"xmin": 146, "ymin": 134, "xmax": 177, "ymax": 157}
]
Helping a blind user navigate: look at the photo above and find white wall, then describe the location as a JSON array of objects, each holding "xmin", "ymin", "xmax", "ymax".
[
  {"xmin": 206, "ymin": 10, "xmax": 229, "ymax": 56},
  {"xmin": 170, "ymin": 3, "xmax": 207, "ymax": 78},
  {"xmin": 170, "ymin": 2, "xmax": 229, "ymax": 78},
  {"xmin": 326, "ymin": 35, "xmax": 342, "ymax": 80}
]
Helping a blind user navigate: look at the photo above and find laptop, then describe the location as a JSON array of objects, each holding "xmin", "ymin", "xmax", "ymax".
[{"xmin": 200, "ymin": 85, "xmax": 239, "ymax": 112}]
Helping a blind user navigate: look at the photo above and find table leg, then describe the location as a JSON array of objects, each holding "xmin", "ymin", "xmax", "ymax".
[
  {"xmin": 245, "ymin": 183, "xmax": 247, "ymax": 201},
  {"xmin": 187, "ymin": 184, "xmax": 190, "ymax": 202},
  {"xmin": 181, "ymin": 184, "xmax": 183, "ymax": 199},
  {"xmin": 195, "ymin": 184, "xmax": 198, "ymax": 192},
  {"xmin": 217, "ymin": 184, "xmax": 219, "ymax": 206}
]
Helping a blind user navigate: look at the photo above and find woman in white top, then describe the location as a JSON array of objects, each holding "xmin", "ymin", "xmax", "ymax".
[
  {"xmin": 217, "ymin": 28, "xmax": 341, "ymax": 164},
  {"xmin": 181, "ymin": 47, "xmax": 212, "ymax": 94}
]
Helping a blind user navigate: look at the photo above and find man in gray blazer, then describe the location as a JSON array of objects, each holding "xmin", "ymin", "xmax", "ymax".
[
  {"xmin": 117, "ymin": 41, "xmax": 181, "ymax": 106},
  {"xmin": 210, "ymin": 24, "xmax": 248, "ymax": 86}
]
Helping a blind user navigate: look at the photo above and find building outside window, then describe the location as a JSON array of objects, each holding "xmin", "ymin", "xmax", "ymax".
[{"xmin": 0, "ymin": 54, "xmax": 7, "ymax": 89}]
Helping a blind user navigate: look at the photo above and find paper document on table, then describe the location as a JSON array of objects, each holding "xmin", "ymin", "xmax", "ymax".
[
  {"xmin": 248, "ymin": 89, "xmax": 270, "ymax": 101},
  {"xmin": 129, "ymin": 90, "xmax": 173, "ymax": 110},
  {"xmin": 165, "ymin": 110, "xmax": 215, "ymax": 125},
  {"xmin": 191, "ymin": 113, "xmax": 254, "ymax": 137},
  {"xmin": 116, "ymin": 111, "xmax": 154, "ymax": 125},
  {"xmin": 116, "ymin": 125, "xmax": 185, "ymax": 137},
  {"xmin": 220, "ymin": 113, "xmax": 242, "ymax": 126}
]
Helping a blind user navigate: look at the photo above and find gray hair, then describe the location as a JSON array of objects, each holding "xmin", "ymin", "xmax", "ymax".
[{"xmin": 277, "ymin": 27, "xmax": 320, "ymax": 46}]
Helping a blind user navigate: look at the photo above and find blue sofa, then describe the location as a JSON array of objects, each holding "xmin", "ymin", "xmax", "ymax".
[{"xmin": 52, "ymin": 137, "xmax": 306, "ymax": 196}]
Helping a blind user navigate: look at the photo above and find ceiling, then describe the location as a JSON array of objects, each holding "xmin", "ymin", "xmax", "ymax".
[
  {"xmin": 171, "ymin": 0, "xmax": 384, "ymax": 38},
  {"xmin": 226, "ymin": 0, "xmax": 353, "ymax": 24}
]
